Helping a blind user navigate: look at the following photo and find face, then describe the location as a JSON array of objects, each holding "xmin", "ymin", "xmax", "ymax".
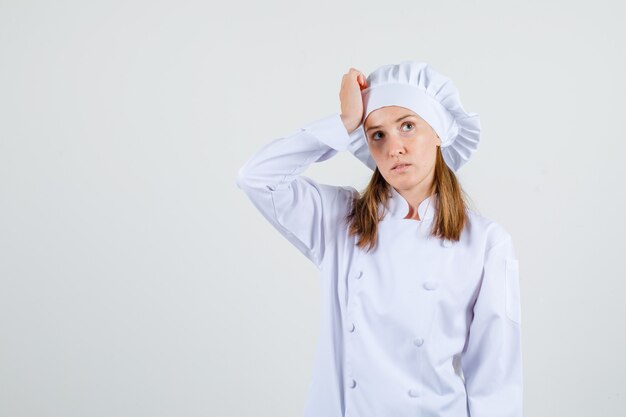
[{"xmin": 363, "ymin": 106, "xmax": 441, "ymax": 192}]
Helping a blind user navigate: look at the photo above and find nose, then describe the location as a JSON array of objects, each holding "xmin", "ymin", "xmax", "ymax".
[{"xmin": 388, "ymin": 133, "xmax": 405, "ymax": 157}]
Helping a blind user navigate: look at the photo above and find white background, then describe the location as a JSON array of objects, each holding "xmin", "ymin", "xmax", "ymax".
[{"xmin": 1, "ymin": 0, "xmax": 624, "ymax": 416}]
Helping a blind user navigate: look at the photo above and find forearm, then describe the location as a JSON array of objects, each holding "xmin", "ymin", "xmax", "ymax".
[{"xmin": 236, "ymin": 113, "xmax": 351, "ymax": 192}]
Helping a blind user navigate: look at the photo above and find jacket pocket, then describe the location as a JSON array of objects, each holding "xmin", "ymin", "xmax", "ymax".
[{"xmin": 505, "ymin": 258, "xmax": 521, "ymax": 324}]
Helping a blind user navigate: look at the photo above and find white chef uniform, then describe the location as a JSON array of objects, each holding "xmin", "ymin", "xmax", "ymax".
[{"xmin": 235, "ymin": 112, "xmax": 523, "ymax": 417}]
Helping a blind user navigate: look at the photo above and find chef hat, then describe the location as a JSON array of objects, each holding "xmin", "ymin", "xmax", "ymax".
[{"xmin": 347, "ymin": 60, "xmax": 481, "ymax": 172}]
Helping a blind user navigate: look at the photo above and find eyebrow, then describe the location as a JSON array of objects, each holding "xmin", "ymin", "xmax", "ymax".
[{"xmin": 365, "ymin": 114, "xmax": 416, "ymax": 133}]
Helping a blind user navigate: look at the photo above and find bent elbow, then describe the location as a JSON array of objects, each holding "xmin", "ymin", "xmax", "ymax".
[
  {"xmin": 235, "ymin": 165, "xmax": 249, "ymax": 190},
  {"xmin": 235, "ymin": 164, "xmax": 275, "ymax": 193}
]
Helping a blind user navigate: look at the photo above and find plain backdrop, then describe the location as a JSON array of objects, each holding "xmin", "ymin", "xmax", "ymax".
[{"xmin": 1, "ymin": 0, "xmax": 625, "ymax": 416}]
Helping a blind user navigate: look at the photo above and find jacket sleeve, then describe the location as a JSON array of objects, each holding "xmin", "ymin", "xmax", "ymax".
[
  {"xmin": 461, "ymin": 234, "xmax": 523, "ymax": 417},
  {"xmin": 235, "ymin": 113, "xmax": 360, "ymax": 269}
]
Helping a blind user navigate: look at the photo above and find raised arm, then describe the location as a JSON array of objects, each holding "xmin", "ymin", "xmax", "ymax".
[
  {"xmin": 235, "ymin": 113, "xmax": 353, "ymax": 268},
  {"xmin": 235, "ymin": 68, "xmax": 370, "ymax": 269}
]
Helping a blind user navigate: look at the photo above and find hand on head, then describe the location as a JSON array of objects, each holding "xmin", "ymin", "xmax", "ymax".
[{"xmin": 339, "ymin": 68, "xmax": 367, "ymax": 134}]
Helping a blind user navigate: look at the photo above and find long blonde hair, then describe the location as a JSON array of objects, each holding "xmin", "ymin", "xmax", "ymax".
[{"xmin": 345, "ymin": 146, "xmax": 469, "ymax": 253}]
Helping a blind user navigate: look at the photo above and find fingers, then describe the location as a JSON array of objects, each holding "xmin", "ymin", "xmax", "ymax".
[
  {"xmin": 339, "ymin": 68, "xmax": 367, "ymax": 99},
  {"xmin": 344, "ymin": 68, "xmax": 367, "ymax": 88},
  {"xmin": 359, "ymin": 74, "xmax": 367, "ymax": 89}
]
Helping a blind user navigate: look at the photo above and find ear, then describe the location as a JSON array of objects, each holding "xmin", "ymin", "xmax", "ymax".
[{"xmin": 436, "ymin": 135, "xmax": 441, "ymax": 147}]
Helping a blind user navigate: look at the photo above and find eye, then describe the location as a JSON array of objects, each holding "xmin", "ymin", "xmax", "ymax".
[
  {"xmin": 371, "ymin": 131, "xmax": 383, "ymax": 141},
  {"xmin": 402, "ymin": 121, "xmax": 415, "ymax": 131},
  {"xmin": 369, "ymin": 121, "xmax": 415, "ymax": 141}
]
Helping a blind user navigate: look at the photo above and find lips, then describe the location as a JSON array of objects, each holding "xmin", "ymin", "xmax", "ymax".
[{"xmin": 391, "ymin": 163, "xmax": 411, "ymax": 170}]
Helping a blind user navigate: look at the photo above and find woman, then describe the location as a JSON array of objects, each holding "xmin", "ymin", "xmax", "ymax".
[{"xmin": 236, "ymin": 61, "xmax": 522, "ymax": 417}]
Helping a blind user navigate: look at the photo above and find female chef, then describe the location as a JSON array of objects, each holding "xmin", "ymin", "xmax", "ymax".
[{"xmin": 236, "ymin": 60, "xmax": 523, "ymax": 417}]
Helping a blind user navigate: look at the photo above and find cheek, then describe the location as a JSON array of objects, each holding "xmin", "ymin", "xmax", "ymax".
[
  {"xmin": 411, "ymin": 141, "xmax": 437, "ymax": 163},
  {"xmin": 368, "ymin": 143, "xmax": 383, "ymax": 160}
]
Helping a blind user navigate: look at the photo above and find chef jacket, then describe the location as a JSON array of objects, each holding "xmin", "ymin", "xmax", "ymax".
[{"xmin": 235, "ymin": 113, "xmax": 523, "ymax": 417}]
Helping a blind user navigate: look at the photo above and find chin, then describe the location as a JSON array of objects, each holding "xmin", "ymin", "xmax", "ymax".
[
  {"xmin": 386, "ymin": 176, "xmax": 411, "ymax": 187},
  {"xmin": 390, "ymin": 174, "xmax": 422, "ymax": 188}
]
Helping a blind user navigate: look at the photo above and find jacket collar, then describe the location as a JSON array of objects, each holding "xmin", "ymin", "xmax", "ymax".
[{"xmin": 385, "ymin": 186, "xmax": 437, "ymax": 221}]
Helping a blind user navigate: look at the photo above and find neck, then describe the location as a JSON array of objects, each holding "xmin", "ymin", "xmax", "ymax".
[{"xmin": 394, "ymin": 183, "xmax": 435, "ymax": 221}]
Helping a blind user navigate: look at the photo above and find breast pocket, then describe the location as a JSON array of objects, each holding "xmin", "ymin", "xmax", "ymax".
[{"xmin": 505, "ymin": 258, "xmax": 521, "ymax": 324}]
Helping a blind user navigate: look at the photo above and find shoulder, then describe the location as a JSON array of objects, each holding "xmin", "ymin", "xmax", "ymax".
[
  {"xmin": 315, "ymin": 183, "xmax": 359, "ymax": 204},
  {"xmin": 466, "ymin": 207, "xmax": 514, "ymax": 253},
  {"xmin": 301, "ymin": 181, "xmax": 359, "ymax": 221}
]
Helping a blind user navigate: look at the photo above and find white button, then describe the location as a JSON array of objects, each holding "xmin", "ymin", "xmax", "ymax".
[
  {"xmin": 442, "ymin": 239, "xmax": 453, "ymax": 247},
  {"xmin": 349, "ymin": 322, "xmax": 355, "ymax": 332},
  {"xmin": 423, "ymin": 281, "xmax": 439, "ymax": 290},
  {"xmin": 355, "ymin": 270, "xmax": 363, "ymax": 279},
  {"xmin": 408, "ymin": 388, "xmax": 419, "ymax": 397},
  {"xmin": 349, "ymin": 379, "xmax": 357, "ymax": 388},
  {"xmin": 413, "ymin": 338, "xmax": 424, "ymax": 347}
]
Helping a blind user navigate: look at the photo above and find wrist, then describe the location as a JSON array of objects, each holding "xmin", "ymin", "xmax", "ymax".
[{"xmin": 339, "ymin": 114, "xmax": 360, "ymax": 134}]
